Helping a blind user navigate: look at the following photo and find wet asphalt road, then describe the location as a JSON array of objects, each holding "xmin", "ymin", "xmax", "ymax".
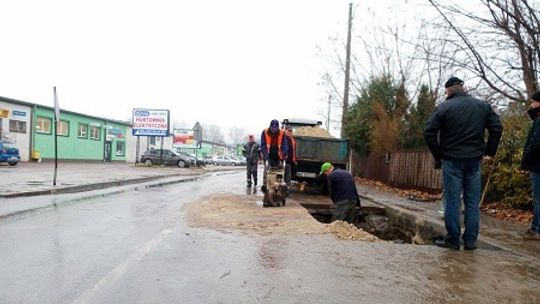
[{"xmin": 0, "ymin": 171, "xmax": 539, "ymax": 304}]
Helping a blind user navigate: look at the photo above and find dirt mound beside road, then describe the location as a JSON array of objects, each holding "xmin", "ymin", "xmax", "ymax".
[
  {"xmin": 185, "ymin": 194, "xmax": 379, "ymax": 242},
  {"xmin": 293, "ymin": 126, "xmax": 333, "ymax": 138}
]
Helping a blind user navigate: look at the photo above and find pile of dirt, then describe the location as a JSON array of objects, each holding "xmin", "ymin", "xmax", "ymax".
[
  {"xmin": 294, "ymin": 126, "xmax": 333, "ymax": 138},
  {"xmin": 185, "ymin": 194, "xmax": 328, "ymax": 235},
  {"xmin": 328, "ymin": 220, "xmax": 379, "ymax": 241},
  {"xmin": 185, "ymin": 194, "xmax": 379, "ymax": 241}
]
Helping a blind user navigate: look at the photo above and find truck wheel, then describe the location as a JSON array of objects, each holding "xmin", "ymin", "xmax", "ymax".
[{"xmin": 263, "ymin": 192, "xmax": 271, "ymax": 207}]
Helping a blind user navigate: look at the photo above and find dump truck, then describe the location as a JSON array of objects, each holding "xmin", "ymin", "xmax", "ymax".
[{"xmin": 281, "ymin": 118, "xmax": 348, "ymax": 190}]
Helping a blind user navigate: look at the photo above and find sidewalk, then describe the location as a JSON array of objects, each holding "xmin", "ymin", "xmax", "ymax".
[
  {"xmin": 358, "ymin": 183, "xmax": 540, "ymax": 262},
  {"xmin": 0, "ymin": 161, "xmax": 241, "ymax": 198}
]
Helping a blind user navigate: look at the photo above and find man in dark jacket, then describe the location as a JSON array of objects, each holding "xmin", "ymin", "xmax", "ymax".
[
  {"xmin": 242, "ymin": 134, "xmax": 261, "ymax": 187},
  {"xmin": 521, "ymin": 90, "xmax": 540, "ymax": 241},
  {"xmin": 424, "ymin": 76, "xmax": 503, "ymax": 250},
  {"xmin": 320, "ymin": 162, "xmax": 361, "ymax": 224},
  {"xmin": 283, "ymin": 126, "xmax": 297, "ymax": 186}
]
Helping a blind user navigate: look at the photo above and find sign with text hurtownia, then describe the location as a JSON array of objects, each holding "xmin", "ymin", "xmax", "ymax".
[{"xmin": 132, "ymin": 109, "xmax": 170, "ymax": 136}]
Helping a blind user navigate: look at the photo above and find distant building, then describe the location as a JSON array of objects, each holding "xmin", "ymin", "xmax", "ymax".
[
  {"xmin": 0, "ymin": 97, "xmax": 32, "ymax": 161},
  {"xmin": 1, "ymin": 96, "xmax": 130, "ymax": 162}
]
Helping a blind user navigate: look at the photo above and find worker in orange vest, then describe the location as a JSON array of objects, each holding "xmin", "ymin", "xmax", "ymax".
[
  {"xmin": 260, "ymin": 119, "xmax": 288, "ymax": 167},
  {"xmin": 260, "ymin": 119, "xmax": 288, "ymax": 189}
]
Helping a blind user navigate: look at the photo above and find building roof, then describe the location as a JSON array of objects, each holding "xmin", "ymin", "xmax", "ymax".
[{"xmin": 0, "ymin": 95, "xmax": 131, "ymax": 126}]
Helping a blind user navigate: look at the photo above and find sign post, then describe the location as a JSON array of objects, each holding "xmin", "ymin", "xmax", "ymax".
[
  {"xmin": 53, "ymin": 87, "xmax": 60, "ymax": 186},
  {"xmin": 193, "ymin": 122, "xmax": 202, "ymax": 165}
]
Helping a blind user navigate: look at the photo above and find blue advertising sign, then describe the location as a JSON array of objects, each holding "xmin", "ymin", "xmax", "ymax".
[
  {"xmin": 12, "ymin": 110, "xmax": 26, "ymax": 117},
  {"xmin": 132, "ymin": 109, "xmax": 170, "ymax": 136}
]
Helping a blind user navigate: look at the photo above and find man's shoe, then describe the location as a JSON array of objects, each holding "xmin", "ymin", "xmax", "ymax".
[
  {"xmin": 433, "ymin": 237, "xmax": 460, "ymax": 250},
  {"xmin": 525, "ymin": 229, "xmax": 535, "ymax": 237},
  {"xmin": 464, "ymin": 244, "xmax": 477, "ymax": 251},
  {"xmin": 524, "ymin": 232, "xmax": 540, "ymax": 241}
]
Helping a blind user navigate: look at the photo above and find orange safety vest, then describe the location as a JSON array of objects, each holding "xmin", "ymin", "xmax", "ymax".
[
  {"xmin": 287, "ymin": 135, "xmax": 297, "ymax": 162},
  {"xmin": 264, "ymin": 128, "xmax": 284, "ymax": 160}
]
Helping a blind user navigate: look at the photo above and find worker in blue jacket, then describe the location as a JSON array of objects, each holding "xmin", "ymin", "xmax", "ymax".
[{"xmin": 320, "ymin": 162, "xmax": 361, "ymax": 223}]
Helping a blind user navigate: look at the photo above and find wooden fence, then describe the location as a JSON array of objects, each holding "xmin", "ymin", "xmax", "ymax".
[{"xmin": 352, "ymin": 149, "xmax": 442, "ymax": 191}]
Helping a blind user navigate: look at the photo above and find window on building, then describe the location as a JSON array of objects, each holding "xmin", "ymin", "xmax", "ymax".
[
  {"xmin": 9, "ymin": 120, "xmax": 26, "ymax": 133},
  {"xmin": 78, "ymin": 123, "xmax": 88, "ymax": 139},
  {"xmin": 150, "ymin": 136, "xmax": 156, "ymax": 145},
  {"xmin": 116, "ymin": 141, "xmax": 125, "ymax": 156},
  {"xmin": 89, "ymin": 126, "xmax": 101, "ymax": 140},
  {"xmin": 36, "ymin": 117, "xmax": 52, "ymax": 134},
  {"xmin": 56, "ymin": 120, "xmax": 69, "ymax": 136}
]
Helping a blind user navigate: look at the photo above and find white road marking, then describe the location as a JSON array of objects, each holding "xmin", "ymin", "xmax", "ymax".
[{"xmin": 72, "ymin": 229, "xmax": 172, "ymax": 304}]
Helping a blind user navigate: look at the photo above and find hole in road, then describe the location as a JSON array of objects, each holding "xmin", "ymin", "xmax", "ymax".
[{"xmin": 303, "ymin": 204, "xmax": 415, "ymax": 244}]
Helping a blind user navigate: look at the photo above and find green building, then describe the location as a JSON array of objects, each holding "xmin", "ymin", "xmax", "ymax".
[{"xmin": 33, "ymin": 105, "xmax": 130, "ymax": 162}]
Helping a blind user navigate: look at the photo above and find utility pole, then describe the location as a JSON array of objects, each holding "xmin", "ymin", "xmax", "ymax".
[
  {"xmin": 327, "ymin": 95, "xmax": 332, "ymax": 131},
  {"xmin": 340, "ymin": 2, "xmax": 353, "ymax": 137}
]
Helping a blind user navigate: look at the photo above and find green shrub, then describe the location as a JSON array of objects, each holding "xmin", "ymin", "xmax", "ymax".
[{"xmin": 482, "ymin": 106, "xmax": 532, "ymax": 209}]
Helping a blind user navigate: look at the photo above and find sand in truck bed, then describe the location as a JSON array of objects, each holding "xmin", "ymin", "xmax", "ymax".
[{"xmin": 185, "ymin": 194, "xmax": 378, "ymax": 241}]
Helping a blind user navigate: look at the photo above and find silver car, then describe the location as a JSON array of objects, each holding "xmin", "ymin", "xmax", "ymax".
[{"xmin": 213, "ymin": 155, "xmax": 241, "ymax": 166}]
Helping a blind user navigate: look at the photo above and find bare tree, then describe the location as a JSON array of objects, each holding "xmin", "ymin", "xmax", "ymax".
[
  {"xmin": 201, "ymin": 123, "xmax": 225, "ymax": 143},
  {"xmin": 227, "ymin": 126, "xmax": 247, "ymax": 145},
  {"xmin": 428, "ymin": 0, "xmax": 540, "ymax": 101}
]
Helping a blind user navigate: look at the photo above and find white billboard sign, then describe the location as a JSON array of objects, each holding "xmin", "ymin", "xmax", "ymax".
[{"xmin": 132, "ymin": 109, "xmax": 170, "ymax": 136}]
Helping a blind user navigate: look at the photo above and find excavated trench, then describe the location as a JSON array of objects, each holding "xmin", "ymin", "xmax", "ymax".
[{"xmin": 303, "ymin": 204, "xmax": 415, "ymax": 244}]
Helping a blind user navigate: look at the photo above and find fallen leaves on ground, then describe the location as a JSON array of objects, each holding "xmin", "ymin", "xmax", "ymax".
[
  {"xmin": 356, "ymin": 177, "xmax": 441, "ymax": 202},
  {"xmin": 357, "ymin": 178, "xmax": 532, "ymax": 224},
  {"xmin": 481, "ymin": 203, "xmax": 533, "ymax": 223}
]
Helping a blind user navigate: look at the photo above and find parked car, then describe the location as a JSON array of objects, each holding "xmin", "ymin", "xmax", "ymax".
[
  {"xmin": 176, "ymin": 151, "xmax": 196, "ymax": 166},
  {"xmin": 203, "ymin": 155, "xmax": 215, "ymax": 165},
  {"xmin": 229, "ymin": 155, "xmax": 247, "ymax": 166},
  {"xmin": 140, "ymin": 149, "xmax": 191, "ymax": 168},
  {"xmin": 213, "ymin": 155, "xmax": 242, "ymax": 166},
  {"xmin": 0, "ymin": 141, "xmax": 20, "ymax": 166},
  {"xmin": 177, "ymin": 150, "xmax": 205, "ymax": 166}
]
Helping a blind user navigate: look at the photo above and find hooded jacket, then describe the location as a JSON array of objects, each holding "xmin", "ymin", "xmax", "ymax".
[
  {"xmin": 260, "ymin": 125, "xmax": 288, "ymax": 161},
  {"xmin": 424, "ymin": 92, "xmax": 503, "ymax": 161}
]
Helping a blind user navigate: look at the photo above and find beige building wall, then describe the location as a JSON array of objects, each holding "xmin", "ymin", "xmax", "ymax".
[{"xmin": 0, "ymin": 101, "xmax": 32, "ymax": 161}]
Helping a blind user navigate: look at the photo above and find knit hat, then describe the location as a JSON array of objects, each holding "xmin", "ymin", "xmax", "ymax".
[
  {"xmin": 444, "ymin": 76, "xmax": 464, "ymax": 88},
  {"xmin": 270, "ymin": 119, "xmax": 279, "ymax": 128},
  {"xmin": 319, "ymin": 162, "xmax": 333, "ymax": 175},
  {"xmin": 532, "ymin": 90, "xmax": 540, "ymax": 102}
]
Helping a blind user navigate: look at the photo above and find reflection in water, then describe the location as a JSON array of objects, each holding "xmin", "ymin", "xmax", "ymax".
[
  {"xmin": 421, "ymin": 250, "xmax": 540, "ymax": 303},
  {"xmin": 257, "ymin": 238, "xmax": 287, "ymax": 270},
  {"xmin": 245, "ymin": 187, "xmax": 258, "ymax": 196}
]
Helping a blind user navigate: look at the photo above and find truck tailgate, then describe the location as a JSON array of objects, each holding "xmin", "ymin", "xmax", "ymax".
[{"xmin": 295, "ymin": 136, "xmax": 348, "ymax": 164}]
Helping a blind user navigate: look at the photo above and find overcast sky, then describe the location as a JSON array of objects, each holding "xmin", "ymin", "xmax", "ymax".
[{"xmin": 0, "ymin": 0, "xmax": 421, "ymax": 140}]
